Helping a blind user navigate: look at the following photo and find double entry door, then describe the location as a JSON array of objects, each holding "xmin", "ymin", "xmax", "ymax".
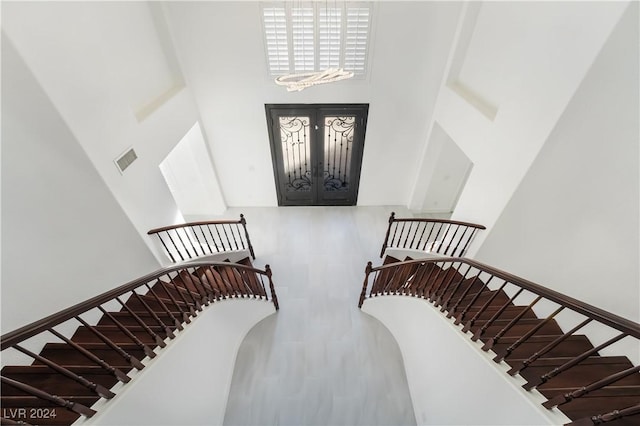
[{"xmin": 266, "ymin": 104, "xmax": 368, "ymax": 206}]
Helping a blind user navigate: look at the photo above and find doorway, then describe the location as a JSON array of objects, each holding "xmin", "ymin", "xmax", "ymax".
[{"xmin": 266, "ymin": 104, "xmax": 368, "ymax": 206}]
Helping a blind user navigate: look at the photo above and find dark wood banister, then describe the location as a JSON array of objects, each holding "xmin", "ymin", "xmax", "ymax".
[
  {"xmin": 365, "ymin": 257, "xmax": 640, "ymax": 338},
  {"xmin": 147, "ymin": 214, "xmax": 255, "ymax": 261},
  {"xmin": 379, "ymin": 212, "xmax": 487, "ymax": 258},
  {"xmin": 1, "ymin": 261, "xmax": 277, "ymax": 351}
]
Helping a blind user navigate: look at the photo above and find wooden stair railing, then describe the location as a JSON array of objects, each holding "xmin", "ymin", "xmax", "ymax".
[
  {"xmin": 379, "ymin": 212, "xmax": 486, "ymax": 258},
  {"xmin": 359, "ymin": 256, "xmax": 640, "ymax": 425},
  {"xmin": 0, "ymin": 258, "xmax": 278, "ymax": 425},
  {"xmin": 147, "ymin": 214, "xmax": 255, "ymax": 263}
]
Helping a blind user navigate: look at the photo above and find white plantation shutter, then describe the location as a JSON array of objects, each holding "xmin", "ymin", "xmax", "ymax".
[
  {"xmin": 318, "ymin": 7, "xmax": 342, "ymax": 70},
  {"xmin": 262, "ymin": 2, "xmax": 372, "ymax": 77},
  {"xmin": 344, "ymin": 6, "xmax": 370, "ymax": 74},
  {"xmin": 263, "ymin": 7, "xmax": 290, "ymax": 73}
]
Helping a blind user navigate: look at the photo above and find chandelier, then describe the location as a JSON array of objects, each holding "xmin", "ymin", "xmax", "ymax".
[{"xmin": 275, "ymin": 68, "xmax": 354, "ymax": 92}]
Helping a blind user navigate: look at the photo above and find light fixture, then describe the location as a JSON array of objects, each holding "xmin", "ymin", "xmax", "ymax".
[{"xmin": 275, "ymin": 67, "xmax": 354, "ymax": 92}]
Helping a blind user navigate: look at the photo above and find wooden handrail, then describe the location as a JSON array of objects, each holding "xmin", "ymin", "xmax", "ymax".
[
  {"xmin": 359, "ymin": 255, "xmax": 640, "ymax": 424},
  {"xmin": 366, "ymin": 257, "xmax": 640, "ymax": 338},
  {"xmin": 1, "ymin": 261, "xmax": 276, "ymax": 350},
  {"xmin": 147, "ymin": 214, "xmax": 255, "ymax": 262},
  {"xmin": 379, "ymin": 212, "xmax": 486, "ymax": 258}
]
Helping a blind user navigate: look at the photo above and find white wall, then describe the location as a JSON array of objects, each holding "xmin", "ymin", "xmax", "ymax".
[
  {"xmin": 83, "ymin": 300, "xmax": 276, "ymax": 426},
  {"xmin": 475, "ymin": 3, "xmax": 639, "ymax": 323},
  {"xmin": 160, "ymin": 123, "xmax": 227, "ymax": 218},
  {"xmin": 420, "ymin": 123, "xmax": 472, "ymax": 213},
  {"xmin": 362, "ymin": 297, "xmax": 570, "ymax": 425},
  {"xmin": 2, "ymin": 2, "xmax": 211, "ymax": 262},
  {"xmin": 1, "ymin": 35, "xmax": 160, "ymax": 333},
  {"xmin": 164, "ymin": 1, "xmax": 462, "ymax": 207},
  {"xmin": 409, "ymin": 1, "xmax": 630, "ymax": 254}
]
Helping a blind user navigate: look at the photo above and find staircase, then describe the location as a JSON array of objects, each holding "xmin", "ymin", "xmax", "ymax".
[
  {"xmin": 359, "ymin": 254, "xmax": 640, "ymax": 425},
  {"xmin": 1, "ymin": 257, "xmax": 278, "ymax": 425}
]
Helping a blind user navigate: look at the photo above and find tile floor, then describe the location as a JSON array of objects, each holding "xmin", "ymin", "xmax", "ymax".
[{"xmin": 211, "ymin": 206, "xmax": 421, "ymax": 426}]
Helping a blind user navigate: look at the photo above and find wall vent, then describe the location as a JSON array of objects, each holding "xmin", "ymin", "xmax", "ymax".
[{"xmin": 115, "ymin": 148, "xmax": 138, "ymax": 173}]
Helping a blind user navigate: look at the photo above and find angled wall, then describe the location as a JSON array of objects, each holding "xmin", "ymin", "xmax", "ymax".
[
  {"xmin": 475, "ymin": 2, "xmax": 640, "ymax": 323},
  {"xmin": 1, "ymin": 35, "xmax": 159, "ymax": 333}
]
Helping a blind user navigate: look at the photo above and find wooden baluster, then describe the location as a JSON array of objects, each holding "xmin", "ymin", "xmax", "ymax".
[
  {"xmin": 169, "ymin": 273, "xmax": 203, "ymax": 312},
  {"xmin": 414, "ymin": 222, "xmax": 428, "ymax": 251},
  {"xmin": 143, "ymin": 283, "xmax": 184, "ymax": 331},
  {"xmin": 402, "ymin": 222, "xmax": 413, "ymax": 248},
  {"xmin": 359, "ymin": 262, "xmax": 373, "ymax": 307},
  {"xmin": 523, "ymin": 333, "xmax": 626, "ymax": 390},
  {"xmin": 48, "ymin": 328, "xmax": 133, "ymax": 375},
  {"xmin": 74, "ymin": 315, "xmax": 143, "ymax": 371},
  {"xmin": 115, "ymin": 297, "xmax": 166, "ymax": 348},
  {"xmin": 265, "ymin": 265, "xmax": 279, "ymax": 310},
  {"xmin": 508, "ymin": 318, "xmax": 593, "ymax": 376},
  {"xmin": 96, "ymin": 306, "xmax": 157, "ymax": 359},
  {"xmin": 446, "ymin": 272, "xmax": 482, "ymax": 318},
  {"xmin": 421, "ymin": 222, "xmax": 436, "ymax": 251},
  {"xmin": 440, "ymin": 264, "xmax": 474, "ymax": 310},
  {"xmin": 258, "ymin": 274, "xmax": 268, "ymax": 299},
  {"xmin": 406, "ymin": 262, "xmax": 429, "ymax": 296},
  {"xmin": 228, "ymin": 224, "xmax": 240, "ymax": 251},
  {"xmin": 240, "ymin": 214, "xmax": 256, "ymax": 259},
  {"xmin": 388, "ymin": 215, "xmax": 399, "ymax": 251},
  {"xmin": 409, "ymin": 222, "xmax": 420, "ymax": 249},
  {"xmin": 567, "ymin": 403, "xmax": 640, "ymax": 426},
  {"xmin": 198, "ymin": 225, "xmax": 213, "ymax": 255},
  {"xmin": 131, "ymin": 292, "xmax": 175, "ymax": 339},
  {"xmin": 156, "ymin": 279, "xmax": 191, "ymax": 324},
  {"xmin": 1, "ymin": 376, "xmax": 96, "ymax": 418},
  {"xmin": 196, "ymin": 268, "xmax": 218, "ymax": 299},
  {"xmin": 434, "ymin": 262, "xmax": 471, "ymax": 306},
  {"xmin": 234, "ymin": 224, "xmax": 246, "ymax": 251},
  {"xmin": 482, "ymin": 295, "xmax": 542, "ymax": 350},
  {"xmin": 434, "ymin": 262, "xmax": 466, "ymax": 306},
  {"xmin": 214, "ymin": 224, "xmax": 227, "ymax": 251},
  {"xmin": 451, "ymin": 226, "xmax": 470, "ymax": 257},
  {"xmin": 443, "ymin": 225, "xmax": 461, "ymax": 256},
  {"xmin": 189, "ymin": 226, "xmax": 206, "ymax": 256},
  {"xmin": 13, "ymin": 344, "xmax": 116, "ymax": 398},
  {"xmin": 424, "ymin": 261, "xmax": 450, "ymax": 299},
  {"xmin": 437, "ymin": 223, "xmax": 453, "ymax": 254},
  {"xmin": 175, "ymin": 228, "xmax": 194, "ymax": 259},
  {"xmin": 494, "ymin": 306, "xmax": 565, "ymax": 363},
  {"xmin": 416, "ymin": 261, "xmax": 442, "ymax": 299},
  {"xmin": 544, "ymin": 365, "xmax": 640, "ymax": 409},
  {"xmin": 165, "ymin": 231, "xmax": 185, "ymax": 261},
  {"xmin": 206, "ymin": 224, "xmax": 221, "ymax": 253},
  {"xmin": 472, "ymin": 287, "xmax": 524, "ymax": 341},
  {"xmin": 179, "ymin": 270, "xmax": 210, "ymax": 304},
  {"xmin": 156, "ymin": 234, "xmax": 176, "ymax": 263},
  {"xmin": 221, "ymin": 224, "xmax": 233, "ymax": 251},
  {"xmin": 459, "ymin": 228, "xmax": 477, "ymax": 257},
  {"xmin": 429, "ymin": 223, "xmax": 445, "ymax": 253},
  {"xmin": 461, "ymin": 279, "xmax": 506, "ymax": 332}
]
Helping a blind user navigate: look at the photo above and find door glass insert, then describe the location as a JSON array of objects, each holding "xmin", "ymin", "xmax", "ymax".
[
  {"xmin": 323, "ymin": 116, "xmax": 355, "ymax": 192},
  {"xmin": 279, "ymin": 116, "xmax": 312, "ymax": 192}
]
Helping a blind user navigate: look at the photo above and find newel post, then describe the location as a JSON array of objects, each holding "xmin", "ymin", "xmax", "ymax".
[
  {"xmin": 358, "ymin": 261, "xmax": 373, "ymax": 308},
  {"xmin": 265, "ymin": 265, "xmax": 279, "ymax": 311},
  {"xmin": 380, "ymin": 212, "xmax": 395, "ymax": 258},
  {"xmin": 240, "ymin": 214, "xmax": 256, "ymax": 260}
]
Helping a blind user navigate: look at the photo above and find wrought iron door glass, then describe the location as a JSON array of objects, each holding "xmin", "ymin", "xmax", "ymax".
[
  {"xmin": 279, "ymin": 116, "xmax": 312, "ymax": 192},
  {"xmin": 323, "ymin": 116, "xmax": 354, "ymax": 192}
]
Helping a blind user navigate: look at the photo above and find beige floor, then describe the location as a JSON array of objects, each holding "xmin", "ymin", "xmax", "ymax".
[{"xmin": 213, "ymin": 206, "xmax": 425, "ymax": 426}]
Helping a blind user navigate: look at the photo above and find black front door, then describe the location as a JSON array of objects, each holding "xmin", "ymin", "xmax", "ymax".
[{"xmin": 266, "ymin": 104, "xmax": 368, "ymax": 206}]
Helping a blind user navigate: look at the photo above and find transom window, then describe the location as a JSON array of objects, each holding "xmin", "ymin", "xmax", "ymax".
[{"xmin": 261, "ymin": 2, "xmax": 372, "ymax": 77}]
